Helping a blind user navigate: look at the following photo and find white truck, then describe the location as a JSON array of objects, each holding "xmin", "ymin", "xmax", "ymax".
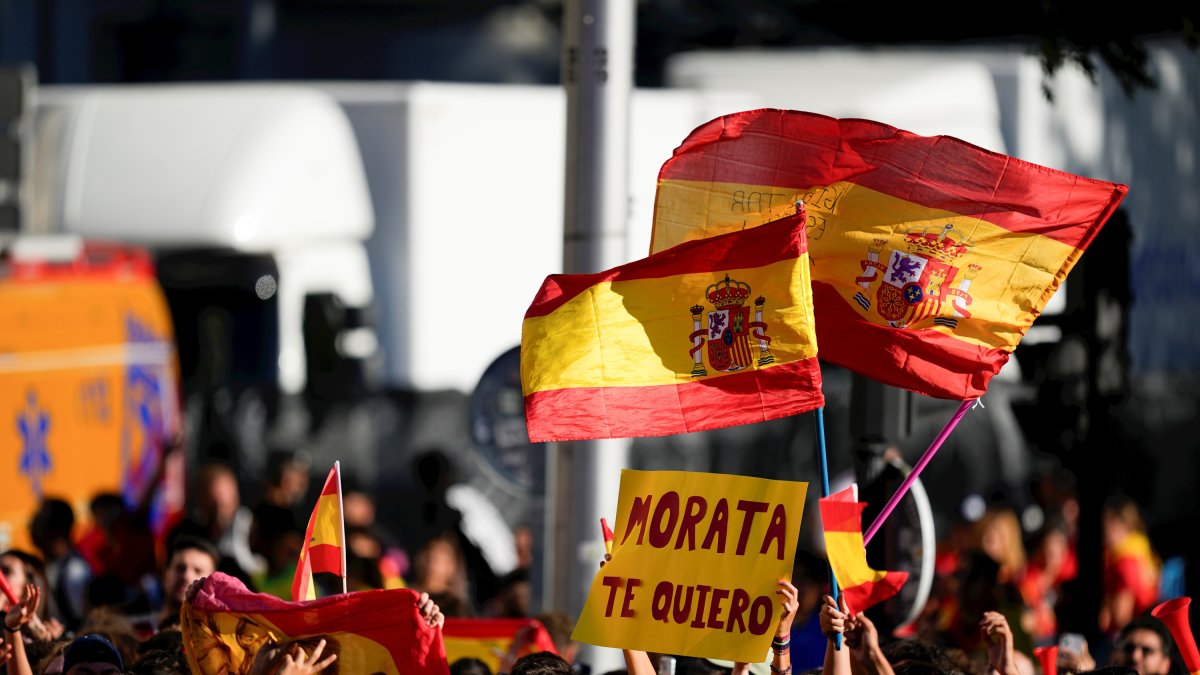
[{"xmin": 33, "ymin": 84, "xmax": 379, "ymax": 481}]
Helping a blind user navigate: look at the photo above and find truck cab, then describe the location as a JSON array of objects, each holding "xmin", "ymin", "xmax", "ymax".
[{"xmin": 33, "ymin": 84, "xmax": 380, "ymax": 478}]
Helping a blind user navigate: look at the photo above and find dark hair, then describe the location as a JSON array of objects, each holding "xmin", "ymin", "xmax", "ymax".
[
  {"xmin": 676, "ymin": 658, "xmax": 729, "ymax": 672},
  {"xmin": 1119, "ymin": 615, "xmax": 1174, "ymax": 659},
  {"xmin": 265, "ymin": 450, "xmax": 309, "ymax": 487},
  {"xmin": 451, "ymin": 657, "xmax": 494, "ymax": 675},
  {"xmin": 79, "ymin": 607, "xmax": 140, "ymax": 668},
  {"xmin": 891, "ymin": 661, "xmax": 946, "ymax": 675},
  {"xmin": 26, "ymin": 637, "xmax": 70, "ymax": 673},
  {"xmin": 168, "ymin": 534, "xmax": 220, "ymax": 567},
  {"xmin": 883, "ymin": 638, "xmax": 963, "ymax": 675},
  {"xmin": 676, "ymin": 657, "xmax": 729, "ymax": 675},
  {"xmin": 1081, "ymin": 668, "xmax": 1139, "ymax": 675},
  {"xmin": 129, "ymin": 649, "xmax": 189, "ymax": 675},
  {"xmin": 138, "ymin": 629, "xmax": 184, "ymax": 657},
  {"xmin": 158, "ymin": 612, "xmax": 183, "ymax": 631},
  {"xmin": 535, "ymin": 611, "xmax": 575, "ymax": 655},
  {"xmin": 89, "ymin": 493, "xmax": 126, "ymax": 528},
  {"xmin": 511, "ymin": 651, "xmax": 573, "ymax": 675},
  {"xmin": 30, "ymin": 498, "xmax": 75, "ymax": 541}
]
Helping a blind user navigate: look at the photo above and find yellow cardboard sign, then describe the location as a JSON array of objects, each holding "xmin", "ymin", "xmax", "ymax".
[{"xmin": 572, "ymin": 470, "xmax": 808, "ymax": 663}]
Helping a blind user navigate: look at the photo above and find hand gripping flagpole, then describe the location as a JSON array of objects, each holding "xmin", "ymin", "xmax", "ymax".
[
  {"xmin": 815, "ymin": 406, "xmax": 842, "ymax": 650},
  {"xmin": 862, "ymin": 399, "xmax": 976, "ymax": 545}
]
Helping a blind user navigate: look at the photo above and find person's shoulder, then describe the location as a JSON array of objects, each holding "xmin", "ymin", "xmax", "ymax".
[{"xmin": 65, "ymin": 550, "xmax": 93, "ymax": 576}]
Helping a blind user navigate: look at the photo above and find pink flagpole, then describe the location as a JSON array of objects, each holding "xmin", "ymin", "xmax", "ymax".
[{"xmin": 863, "ymin": 398, "xmax": 976, "ymax": 545}]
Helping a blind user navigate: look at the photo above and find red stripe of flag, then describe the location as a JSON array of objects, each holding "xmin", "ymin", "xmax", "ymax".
[
  {"xmin": 308, "ymin": 544, "xmax": 343, "ymax": 575},
  {"xmin": 819, "ymin": 497, "xmax": 866, "ymax": 533},
  {"xmin": 812, "ymin": 282, "xmax": 1007, "ymax": 399},
  {"xmin": 525, "ymin": 356, "xmax": 823, "ymax": 442},
  {"xmin": 659, "ymin": 110, "xmax": 1127, "ymax": 246},
  {"xmin": 526, "ymin": 214, "xmax": 807, "ymax": 319}
]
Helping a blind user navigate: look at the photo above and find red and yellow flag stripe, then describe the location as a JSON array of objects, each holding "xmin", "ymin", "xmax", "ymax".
[
  {"xmin": 522, "ymin": 215, "xmax": 823, "ymax": 442},
  {"xmin": 819, "ymin": 487, "xmax": 908, "ymax": 614},
  {"xmin": 443, "ymin": 618, "xmax": 558, "ymax": 674},
  {"xmin": 292, "ymin": 464, "xmax": 344, "ymax": 602},
  {"xmin": 183, "ymin": 572, "xmax": 447, "ymax": 675},
  {"xmin": 652, "ymin": 109, "xmax": 1128, "ymax": 399}
]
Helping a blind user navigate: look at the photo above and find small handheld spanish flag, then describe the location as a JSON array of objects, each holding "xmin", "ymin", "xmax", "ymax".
[
  {"xmin": 819, "ymin": 486, "xmax": 907, "ymax": 614},
  {"xmin": 291, "ymin": 461, "xmax": 347, "ymax": 602},
  {"xmin": 600, "ymin": 518, "xmax": 614, "ymax": 556}
]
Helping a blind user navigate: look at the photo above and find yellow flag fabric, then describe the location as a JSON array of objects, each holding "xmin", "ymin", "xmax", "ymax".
[{"xmin": 522, "ymin": 215, "xmax": 823, "ymax": 442}]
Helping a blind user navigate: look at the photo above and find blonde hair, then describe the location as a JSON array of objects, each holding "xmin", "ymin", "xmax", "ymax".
[{"xmin": 975, "ymin": 507, "xmax": 1026, "ymax": 580}]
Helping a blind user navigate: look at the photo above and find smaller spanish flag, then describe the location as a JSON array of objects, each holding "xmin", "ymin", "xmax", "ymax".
[
  {"xmin": 521, "ymin": 214, "xmax": 823, "ymax": 442},
  {"xmin": 443, "ymin": 618, "xmax": 558, "ymax": 674},
  {"xmin": 819, "ymin": 486, "xmax": 907, "ymax": 614},
  {"xmin": 292, "ymin": 462, "xmax": 347, "ymax": 602}
]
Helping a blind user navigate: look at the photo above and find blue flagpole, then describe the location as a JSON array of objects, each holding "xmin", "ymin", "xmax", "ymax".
[{"xmin": 816, "ymin": 407, "xmax": 842, "ymax": 650}]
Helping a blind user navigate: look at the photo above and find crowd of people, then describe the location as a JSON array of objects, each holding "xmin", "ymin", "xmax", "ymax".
[{"xmin": 0, "ymin": 446, "xmax": 1184, "ymax": 675}]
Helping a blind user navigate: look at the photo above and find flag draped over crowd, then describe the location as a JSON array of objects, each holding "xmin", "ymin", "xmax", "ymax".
[
  {"xmin": 442, "ymin": 618, "xmax": 558, "ymax": 674},
  {"xmin": 293, "ymin": 463, "xmax": 346, "ymax": 602},
  {"xmin": 651, "ymin": 109, "xmax": 1128, "ymax": 399},
  {"xmin": 521, "ymin": 213, "xmax": 823, "ymax": 442},
  {"xmin": 819, "ymin": 487, "xmax": 907, "ymax": 614},
  {"xmin": 181, "ymin": 572, "xmax": 448, "ymax": 675}
]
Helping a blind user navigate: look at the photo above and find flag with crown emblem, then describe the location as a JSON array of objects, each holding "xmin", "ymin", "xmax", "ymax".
[
  {"xmin": 650, "ymin": 109, "xmax": 1128, "ymax": 399},
  {"xmin": 521, "ymin": 213, "xmax": 823, "ymax": 442}
]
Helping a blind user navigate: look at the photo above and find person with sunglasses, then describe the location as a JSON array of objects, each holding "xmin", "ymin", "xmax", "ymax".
[{"xmin": 1059, "ymin": 615, "xmax": 1174, "ymax": 675}]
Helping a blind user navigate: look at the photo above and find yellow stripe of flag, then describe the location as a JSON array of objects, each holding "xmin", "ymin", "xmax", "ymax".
[{"xmin": 522, "ymin": 255, "xmax": 816, "ymax": 393}]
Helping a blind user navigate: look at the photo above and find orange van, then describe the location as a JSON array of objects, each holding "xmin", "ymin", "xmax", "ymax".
[{"xmin": 0, "ymin": 238, "xmax": 184, "ymax": 555}]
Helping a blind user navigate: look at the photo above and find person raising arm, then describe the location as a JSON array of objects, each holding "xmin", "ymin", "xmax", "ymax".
[
  {"xmin": 819, "ymin": 595, "xmax": 852, "ymax": 675},
  {"xmin": 844, "ymin": 610, "xmax": 894, "ymax": 675}
]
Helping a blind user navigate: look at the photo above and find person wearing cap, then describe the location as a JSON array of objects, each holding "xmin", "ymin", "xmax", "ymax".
[{"xmin": 62, "ymin": 633, "xmax": 124, "ymax": 675}]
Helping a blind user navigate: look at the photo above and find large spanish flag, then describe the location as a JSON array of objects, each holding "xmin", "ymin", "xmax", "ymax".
[
  {"xmin": 442, "ymin": 618, "xmax": 558, "ymax": 674},
  {"xmin": 651, "ymin": 109, "xmax": 1128, "ymax": 399},
  {"xmin": 819, "ymin": 486, "xmax": 907, "ymax": 614},
  {"xmin": 522, "ymin": 214, "xmax": 823, "ymax": 442},
  {"xmin": 181, "ymin": 572, "xmax": 448, "ymax": 675},
  {"xmin": 292, "ymin": 463, "xmax": 345, "ymax": 602}
]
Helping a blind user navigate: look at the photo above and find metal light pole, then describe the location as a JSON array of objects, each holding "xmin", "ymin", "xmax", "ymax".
[{"xmin": 544, "ymin": 0, "xmax": 634, "ymax": 672}]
